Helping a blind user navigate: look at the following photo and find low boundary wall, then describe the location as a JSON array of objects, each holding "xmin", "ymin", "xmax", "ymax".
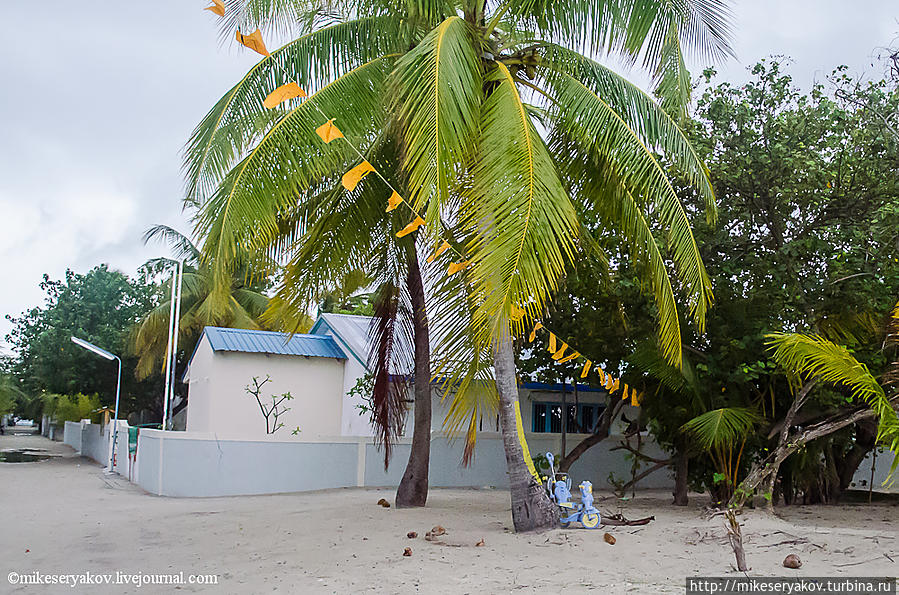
[{"xmin": 133, "ymin": 429, "xmax": 673, "ymax": 497}]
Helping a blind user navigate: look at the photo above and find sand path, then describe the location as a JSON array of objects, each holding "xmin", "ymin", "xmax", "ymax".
[{"xmin": 1, "ymin": 432, "xmax": 896, "ymax": 593}]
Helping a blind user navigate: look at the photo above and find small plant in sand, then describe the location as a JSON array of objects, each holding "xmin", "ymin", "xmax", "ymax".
[{"xmin": 245, "ymin": 376, "xmax": 293, "ymax": 435}]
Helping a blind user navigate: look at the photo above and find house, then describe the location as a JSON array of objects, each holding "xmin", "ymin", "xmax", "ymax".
[{"xmin": 182, "ymin": 313, "xmax": 639, "ymax": 441}]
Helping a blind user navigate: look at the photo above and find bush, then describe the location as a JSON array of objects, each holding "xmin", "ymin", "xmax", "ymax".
[{"xmin": 41, "ymin": 393, "xmax": 101, "ymax": 423}]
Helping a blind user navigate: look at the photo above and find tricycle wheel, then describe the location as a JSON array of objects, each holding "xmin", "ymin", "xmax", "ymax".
[{"xmin": 582, "ymin": 513, "xmax": 601, "ymax": 529}]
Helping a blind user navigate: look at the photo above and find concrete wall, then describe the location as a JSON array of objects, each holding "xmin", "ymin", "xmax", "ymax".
[
  {"xmin": 63, "ymin": 421, "xmax": 82, "ymax": 452},
  {"xmin": 80, "ymin": 423, "xmax": 107, "ymax": 465},
  {"xmin": 133, "ymin": 428, "xmax": 672, "ymax": 497},
  {"xmin": 185, "ymin": 336, "xmax": 347, "ymax": 439}
]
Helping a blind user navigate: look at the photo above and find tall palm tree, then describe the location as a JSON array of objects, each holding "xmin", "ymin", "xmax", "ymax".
[
  {"xmin": 130, "ymin": 225, "xmax": 288, "ymax": 380},
  {"xmin": 186, "ymin": 0, "xmax": 732, "ymax": 531}
]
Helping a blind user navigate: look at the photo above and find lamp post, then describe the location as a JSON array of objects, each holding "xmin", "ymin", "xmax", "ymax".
[{"xmin": 71, "ymin": 336, "xmax": 121, "ymax": 473}]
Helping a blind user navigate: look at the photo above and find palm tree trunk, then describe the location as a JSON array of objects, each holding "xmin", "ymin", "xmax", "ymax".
[
  {"xmin": 493, "ymin": 327, "xmax": 558, "ymax": 532},
  {"xmin": 673, "ymin": 440, "xmax": 690, "ymax": 506},
  {"xmin": 395, "ymin": 252, "xmax": 431, "ymax": 508}
]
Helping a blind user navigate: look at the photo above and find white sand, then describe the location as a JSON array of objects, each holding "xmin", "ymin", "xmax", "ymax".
[{"xmin": 1, "ymin": 432, "xmax": 896, "ymax": 593}]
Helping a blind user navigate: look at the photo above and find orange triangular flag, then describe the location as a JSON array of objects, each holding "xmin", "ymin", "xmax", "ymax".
[
  {"xmin": 620, "ymin": 383, "xmax": 629, "ymax": 400},
  {"xmin": 610, "ymin": 378, "xmax": 620, "ymax": 394},
  {"xmin": 263, "ymin": 82, "xmax": 306, "ymax": 109},
  {"xmin": 631, "ymin": 388, "xmax": 640, "ymax": 406},
  {"xmin": 427, "ymin": 240, "xmax": 450, "ymax": 263},
  {"xmin": 204, "ymin": 0, "xmax": 225, "ymax": 16},
  {"xmin": 597, "ymin": 368, "xmax": 606, "ymax": 384},
  {"xmin": 557, "ymin": 351, "xmax": 579, "ymax": 364},
  {"xmin": 386, "ymin": 191, "xmax": 404, "ymax": 212},
  {"xmin": 580, "ymin": 360, "xmax": 592, "ymax": 378},
  {"xmin": 342, "ymin": 161, "xmax": 375, "ymax": 191},
  {"xmin": 396, "ymin": 216, "xmax": 426, "ymax": 238},
  {"xmin": 528, "ymin": 322, "xmax": 543, "ymax": 342},
  {"xmin": 510, "ymin": 304, "xmax": 526, "ymax": 322},
  {"xmin": 552, "ymin": 343, "xmax": 569, "ymax": 360},
  {"xmin": 236, "ymin": 29, "xmax": 270, "ymax": 57},
  {"xmin": 548, "ymin": 333, "xmax": 557, "ymax": 353},
  {"xmin": 447, "ymin": 261, "xmax": 471, "ymax": 275},
  {"xmin": 315, "ymin": 119, "xmax": 343, "ymax": 143}
]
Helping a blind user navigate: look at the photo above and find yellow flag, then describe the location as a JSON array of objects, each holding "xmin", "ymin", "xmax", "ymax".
[
  {"xmin": 426, "ymin": 240, "xmax": 449, "ymax": 263},
  {"xmin": 548, "ymin": 333, "xmax": 557, "ymax": 353},
  {"xmin": 386, "ymin": 191, "xmax": 404, "ymax": 212},
  {"xmin": 396, "ymin": 216, "xmax": 425, "ymax": 238},
  {"xmin": 580, "ymin": 360, "xmax": 592, "ymax": 378},
  {"xmin": 630, "ymin": 388, "xmax": 640, "ymax": 407},
  {"xmin": 605, "ymin": 375, "xmax": 614, "ymax": 390},
  {"xmin": 263, "ymin": 82, "xmax": 306, "ymax": 108},
  {"xmin": 236, "ymin": 29, "xmax": 269, "ymax": 57},
  {"xmin": 342, "ymin": 161, "xmax": 375, "ymax": 191},
  {"xmin": 315, "ymin": 119, "xmax": 343, "ymax": 143},
  {"xmin": 597, "ymin": 368, "xmax": 605, "ymax": 384},
  {"xmin": 204, "ymin": 0, "xmax": 225, "ymax": 16},
  {"xmin": 447, "ymin": 261, "xmax": 471, "ymax": 275},
  {"xmin": 551, "ymin": 343, "xmax": 569, "ymax": 360},
  {"xmin": 510, "ymin": 304, "xmax": 525, "ymax": 322},
  {"xmin": 528, "ymin": 322, "xmax": 543, "ymax": 342},
  {"xmin": 621, "ymin": 383, "xmax": 629, "ymax": 400},
  {"xmin": 610, "ymin": 378, "xmax": 619, "ymax": 395},
  {"xmin": 557, "ymin": 351, "xmax": 579, "ymax": 364}
]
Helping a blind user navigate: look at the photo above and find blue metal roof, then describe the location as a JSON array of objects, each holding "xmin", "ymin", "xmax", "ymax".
[{"xmin": 202, "ymin": 327, "xmax": 347, "ymax": 359}]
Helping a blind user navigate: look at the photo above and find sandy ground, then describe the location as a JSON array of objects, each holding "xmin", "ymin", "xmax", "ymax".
[{"xmin": 1, "ymin": 431, "xmax": 897, "ymax": 594}]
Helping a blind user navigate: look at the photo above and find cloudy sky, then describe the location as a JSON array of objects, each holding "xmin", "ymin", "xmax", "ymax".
[{"xmin": 0, "ymin": 1, "xmax": 896, "ymax": 354}]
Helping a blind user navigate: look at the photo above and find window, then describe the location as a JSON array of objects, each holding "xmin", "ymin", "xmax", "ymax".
[{"xmin": 532, "ymin": 402, "xmax": 606, "ymax": 433}]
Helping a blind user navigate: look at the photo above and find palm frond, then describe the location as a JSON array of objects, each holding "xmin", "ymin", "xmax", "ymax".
[
  {"xmin": 390, "ymin": 15, "xmax": 482, "ymax": 217},
  {"xmin": 541, "ymin": 64, "xmax": 713, "ymax": 337},
  {"xmin": 184, "ymin": 16, "xmax": 414, "ymax": 202},
  {"xmin": 680, "ymin": 407, "xmax": 761, "ymax": 453},
  {"xmin": 142, "ymin": 225, "xmax": 201, "ymax": 265},
  {"xmin": 195, "ymin": 55, "xmax": 396, "ymax": 317},
  {"xmin": 462, "ymin": 62, "xmax": 578, "ymax": 344},
  {"xmin": 766, "ymin": 333, "xmax": 899, "ymax": 454}
]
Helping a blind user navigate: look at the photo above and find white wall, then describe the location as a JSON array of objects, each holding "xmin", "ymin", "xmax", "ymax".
[
  {"xmin": 185, "ymin": 336, "xmax": 347, "ymax": 439},
  {"xmin": 133, "ymin": 428, "xmax": 672, "ymax": 497}
]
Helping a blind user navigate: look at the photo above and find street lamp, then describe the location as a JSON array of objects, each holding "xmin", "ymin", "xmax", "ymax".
[{"xmin": 71, "ymin": 336, "xmax": 121, "ymax": 473}]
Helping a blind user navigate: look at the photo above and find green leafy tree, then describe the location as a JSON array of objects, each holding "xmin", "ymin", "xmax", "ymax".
[
  {"xmin": 187, "ymin": 0, "xmax": 731, "ymax": 531},
  {"xmin": 5, "ymin": 265, "xmax": 162, "ymax": 416},
  {"xmin": 522, "ymin": 58, "xmax": 899, "ymax": 505}
]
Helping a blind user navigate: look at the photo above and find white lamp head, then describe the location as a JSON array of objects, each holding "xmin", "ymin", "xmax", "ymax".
[{"xmin": 70, "ymin": 336, "xmax": 116, "ymax": 361}]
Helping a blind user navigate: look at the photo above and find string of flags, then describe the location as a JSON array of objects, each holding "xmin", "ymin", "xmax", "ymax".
[{"xmin": 205, "ymin": 4, "xmax": 643, "ymax": 407}]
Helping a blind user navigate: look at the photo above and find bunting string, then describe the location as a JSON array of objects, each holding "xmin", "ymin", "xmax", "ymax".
[{"xmin": 211, "ymin": 7, "xmax": 643, "ymax": 407}]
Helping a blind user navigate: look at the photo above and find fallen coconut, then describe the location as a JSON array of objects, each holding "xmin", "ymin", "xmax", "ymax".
[
  {"xmin": 783, "ymin": 554, "xmax": 802, "ymax": 569},
  {"xmin": 407, "ymin": 531, "xmax": 418, "ymax": 539},
  {"xmin": 377, "ymin": 498, "xmax": 390, "ymax": 508},
  {"xmin": 603, "ymin": 533, "xmax": 616, "ymax": 545},
  {"xmin": 403, "ymin": 547, "xmax": 412, "ymax": 557}
]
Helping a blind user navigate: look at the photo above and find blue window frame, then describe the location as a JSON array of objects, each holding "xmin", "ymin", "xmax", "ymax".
[{"xmin": 532, "ymin": 402, "xmax": 606, "ymax": 433}]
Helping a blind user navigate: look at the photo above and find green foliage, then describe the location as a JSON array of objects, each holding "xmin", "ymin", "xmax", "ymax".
[
  {"xmin": 680, "ymin": 407, "xmax": 761, "ymax": 453},
  {"xmin": 40, "ymin": 393, "xmax": 101, "ymax": 424},
  {"xmin": 186, "ymin": 1, "xmax": 730, "ymax": 454},
  {"xmin": 5, "ymin": 265, "xmax": 163, "ymax": 416},
  {"xmin": 130, "ymin": 225, "xmax": 284, "ymax": 381}
]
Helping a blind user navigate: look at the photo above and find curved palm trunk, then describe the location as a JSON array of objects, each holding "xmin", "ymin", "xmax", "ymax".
[
  {"xmin": 493, "ymin": 328, "xmax": 558, "ymax": 532},
  {"xmin": 395, "ymin": 252, "xmax": 431, "ymax": 508}
]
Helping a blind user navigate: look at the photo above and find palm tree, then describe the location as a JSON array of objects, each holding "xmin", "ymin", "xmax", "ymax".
[
  {"xmin": 130, "ymin": 225, "xmax": 288, "ymax": 380},
  {"xmin": 186, "ymin": 0, "xmax": 732, "ymax": 531}
]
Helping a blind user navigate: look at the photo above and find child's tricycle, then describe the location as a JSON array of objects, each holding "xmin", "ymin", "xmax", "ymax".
[{"xmin": 543, "ymin": 452, "xmax": 602, "ymax": 529}]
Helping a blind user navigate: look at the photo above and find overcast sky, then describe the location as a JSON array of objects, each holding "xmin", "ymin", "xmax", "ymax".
[{"xmin": 0, "ymin": 1, "xmax": 896, "ymax": 355}]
